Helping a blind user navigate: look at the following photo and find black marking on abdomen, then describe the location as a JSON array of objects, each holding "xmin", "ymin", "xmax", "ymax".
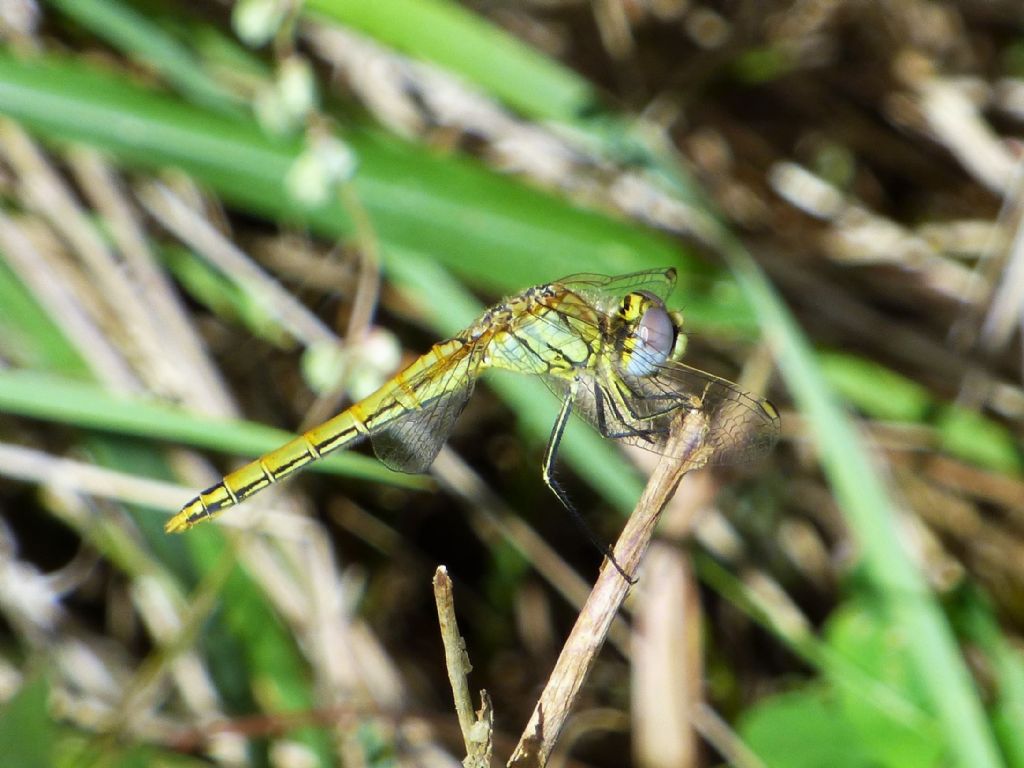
[{"xmin": 275, "ymin": 452, "xmax": 310, "ymax": 476}]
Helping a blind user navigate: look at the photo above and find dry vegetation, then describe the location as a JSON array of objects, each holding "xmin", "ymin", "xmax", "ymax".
[{"xmin": 0, "ymin": 1, "xmax": 1023, "ymax": 767}]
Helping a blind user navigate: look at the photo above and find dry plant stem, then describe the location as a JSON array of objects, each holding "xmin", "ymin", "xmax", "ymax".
[
  {"xmin": 432, "ymin": 448, "xmax": 633, "ymax": 656},
  {"xmin": 300, "ymin": 183, "xmax": 382, "ymax": 430},
  {"xmin": 433, "ymin": 566, "xmax": 492, "ymax": 766},
  {"xmin": 0, "ymin": 442, "xmax": 190, "ymax": 511},
  {"xmin": 0, "ymin": 209, "xmax": 135, "ymax": 388},
  {"xmin": 691, "ymin": 703, "xmax": 767, "ymax": 768},
  {"xmin": 135, "ymin": 181, "xmax": 336, "ymax": 346},
  {"xmin": 67, "ymin": 148, "xmax": 237, "ymax": 416},
  {"xmin": 508, "ymin": 410, "xmax": 709, "ymax": 768}
]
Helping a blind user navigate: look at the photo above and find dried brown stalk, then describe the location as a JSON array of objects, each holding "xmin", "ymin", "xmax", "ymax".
[
  {"xmin": 433, "ymin": 566, "xmax": 494, "ymax": 767},
  {"xmin": 508, "ymin": 408, "xmax": 711, "ymax": 767}
]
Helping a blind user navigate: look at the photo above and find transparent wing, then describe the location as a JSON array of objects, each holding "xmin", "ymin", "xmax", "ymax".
[
  {"xmin": 369, "ymin": 365, "xmax": 476, "ymax": 473},
  {"xmin": 620, "ymin": 359, "xmax": 779, "ymax": 464},
  {"xmin": 511, "ymin": 268, "xmax": 678, "ymax": 340},
  {"xmin": 556, "ymin": 268, "xmax": 677, "ymax": 309},
  {"xmin": 354, "ymin": 337, "xmax": 480, "ymax": 474},
  {"xmin": 544, "ymin": 361, "xmax": 779, "ymax": 466}
]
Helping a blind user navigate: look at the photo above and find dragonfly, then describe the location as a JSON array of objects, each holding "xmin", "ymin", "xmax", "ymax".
[{"xmin": 165, "ymin": 268, "xmax": 779, "ymax": 537}]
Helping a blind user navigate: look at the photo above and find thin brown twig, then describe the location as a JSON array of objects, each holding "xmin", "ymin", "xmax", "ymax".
[
  {"xmin": 507, "ymin": 408, "xmax": 711, "ymax": 767},
  {"xmin": 432, "ymin": 448, "xmax": 634, "ymax": 656},
  {"xmin": 433, "ymin": 566, "xmax": 493, "ymax": 767}
]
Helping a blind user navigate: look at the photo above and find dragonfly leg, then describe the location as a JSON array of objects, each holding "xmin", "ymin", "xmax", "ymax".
[
  {"xmin": 612, "ymin": 374, "xmax": 684, "ymax": 422},
  {"xmin": 594, "ymin": 381, "xmax": 661, "ymax": 443},
  {"xmin": 543, "ymin": 382, "xmax": 636, "ymax": 583}
]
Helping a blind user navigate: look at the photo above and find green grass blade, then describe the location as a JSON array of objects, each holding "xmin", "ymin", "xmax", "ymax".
[
  {"xmin": 721, "ymin": 238, "xmax": 1002, "ymax": 768},
  {"xmin": 0, "ymin": 53, "xmax": 682, "ymax": 288},
  {"xmin": 303, "ymin": 0, "xmax": 599, "ymax": 122},
  {"xmin": 0, "ymin": 257, "xmax": 91, "ymax": 376},
  {"xmin": 820, "ymin": 351, "xmax": 1022, "ymax": 475},
  {"xmin": 0, "ymin": 368, "xmax": 428, "ymax": 489},
  {"xmin": 45, "ymin": 0, "xmax": 246, "ymax": 113},
  {"xmin": 957, "ymin": 588, "xmax": 1024, "ymax": 767}
]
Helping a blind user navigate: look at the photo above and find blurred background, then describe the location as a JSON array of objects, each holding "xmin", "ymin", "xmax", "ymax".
[{"xmin": 0, "ymin": 1, "xmax": 1022, "ymax": 766}]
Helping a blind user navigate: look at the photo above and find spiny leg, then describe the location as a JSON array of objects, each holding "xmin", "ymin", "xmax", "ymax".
[
  {"xmin": 611, "ymin": 373, "xmax": 683, "ymax": 423},
  {"xmin": 594, "ymin": 380, "xmax": 660, "ymax": 443},
  {"xmin": 542, "ymin": 381, "xmax": 635, "ymax": 583}
]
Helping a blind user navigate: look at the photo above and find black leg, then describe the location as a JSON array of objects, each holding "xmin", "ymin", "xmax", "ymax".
[
  {"xmin": 543, "ymin": 383, "xmax": 636, "ymax": 583},
  {"xmin": 593, "ymin": 381, "xmax": 659, "ymax": 443}
]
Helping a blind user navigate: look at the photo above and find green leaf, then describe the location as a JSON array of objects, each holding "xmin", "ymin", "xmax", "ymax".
[
  {"xmin": 935, "ymin": 405, "xmax": 1023, "ymax": 475},
  {"xmin": 818, "ymin": 351, "xmax": 933, "ymax": 422},
  {"xmin": 0, "ymin": 257, "xmax": 90, "ymax": 376},
  {"xmin": 0, "ymin": 677, "xmax": 55, "ymax": 768},
  {"xmin": 952, "ymin": 586, "xmax": 1024, "ymax": 768},
  {"xmin": 825, "ymin": 601, "xmax": 944, "ymax": 768},
  {"xmin": 739, "ymin": 687, "xmax": 876, "ymax": 768}
]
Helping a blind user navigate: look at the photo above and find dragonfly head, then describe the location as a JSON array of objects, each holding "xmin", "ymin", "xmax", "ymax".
[{"xmin": 616, "ymin": 291, "xmax": 688, "ymax": 377}]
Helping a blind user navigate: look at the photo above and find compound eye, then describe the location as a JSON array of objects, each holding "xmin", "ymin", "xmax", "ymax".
[{"xmin": 626, "ymin": 305, "xmax": 675, "ymax": 376}]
